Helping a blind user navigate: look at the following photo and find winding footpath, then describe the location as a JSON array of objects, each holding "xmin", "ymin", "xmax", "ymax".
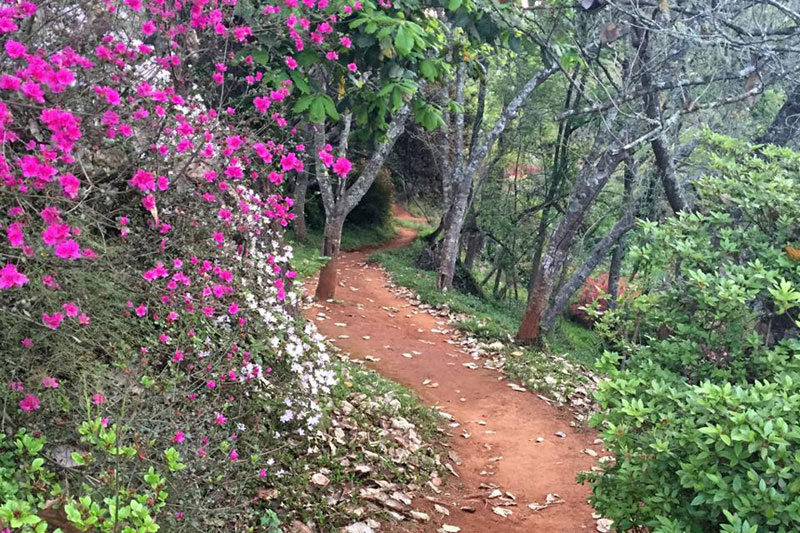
[{"xmin": 304, "ymin": 209, "xmax": 599, "ymax": 532}]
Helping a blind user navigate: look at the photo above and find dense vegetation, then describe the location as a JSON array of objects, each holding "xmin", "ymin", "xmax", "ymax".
[{"xmin": 2, "ymin": 0, "xmax": 800, "ymax": 531}]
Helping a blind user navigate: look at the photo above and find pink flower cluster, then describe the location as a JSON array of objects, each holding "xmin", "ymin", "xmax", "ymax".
[
  {"xmin": 317, "ymin": 143, "xmax": 353, "ymax": 178},
  {"xmin": 1, "ymin": 0, "xmax": 357, "ymax": 515}
]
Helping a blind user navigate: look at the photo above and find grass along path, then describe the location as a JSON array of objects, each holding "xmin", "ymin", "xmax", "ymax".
[{"xmin": 302, "ymin": 208, "xmax": 605, "ymax": 532}]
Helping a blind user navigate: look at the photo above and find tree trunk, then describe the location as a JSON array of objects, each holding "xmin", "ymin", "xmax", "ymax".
[
  {"xmin": 436, "ymin": 62, "xmax": 468, "ymax": 290},
  {"xmin": 314, "ymin": 106, "xmax": 410, "ymax": 299},
  {"xmin": 607, "ymin": 156, "xmax": 636, "ymax": 305},
  {"xmin": 436, "ymin": 64, "xmax": 559, "ymax": 290},
  {"xmin": 758, "ymin": 83, "xmax": 800, "ymax": 147},
  {"xmin": 607, "ymin": 240, "xmax": 624, "ymax": 306},
  {"xmin": 292, "ymin": 167, "xmax": 309, "ymax": 241},
  {"xmin": 518, "ymin": 146, "xmax": 626, "ymax": 343},
  {"xmin": 636, "ymin": 26, "xmax": 691, "ymax": 214},
  {"xmin": 541, "ymin": 211, "xmax": 636, "ymax": 332},
  {"xmin": 464, "ymin": 229, "xmax": 484, "ymax": 270},
  {"xmin": 315, "ymin": 213, "xmax": 344, "ymax": 300},
  {"xmin": 437, "ymin": 180, "xmax": 470, "ymax": 290}
]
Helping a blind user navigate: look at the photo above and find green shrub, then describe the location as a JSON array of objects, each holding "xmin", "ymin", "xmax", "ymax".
[{"xmin": 584, "ymin": 135, "xmax": 800, "ymax": 532}]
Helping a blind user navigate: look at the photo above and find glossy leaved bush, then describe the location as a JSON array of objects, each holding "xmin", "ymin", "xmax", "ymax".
[
  {"xmin": 584, "ymin": 135, "xmax": 800, "ymax": 532},
  {"xmin": 0, "ymin": 0, "xmax": 390, "ymax": 530}
]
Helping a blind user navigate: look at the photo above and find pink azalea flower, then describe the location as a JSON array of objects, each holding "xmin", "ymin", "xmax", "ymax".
[
  {"xmin": 42, "ymin": 377, "xmax": 59, "ymax": 388},
  {"xmin": 59, "ymin": 173, "xmax": 80, "ymax": 198},
  {"xmin": 0, "ymin": 263, "xmax": 28, "ymax": 289},
  {"xmin": 214, "ymin": 413, "xmax": 227, "ymax": 425},
  {"xmin": 172, "ymin": 431, "xmax": 185, "ymax": 443},
  {"xmin": 229, "ymin": 448, "xmax": 238, "ymax": 461},
  {"xmin": 4, "ymin": 39, "xmax": 26, "ymax": 59},
  {"xmin": 19, "ymin": 393, "xmax": 40, "ymax": 412},
  {"xmin": 285, "ymin": 56, "xmax": 298, "ymax": 70},
  {"xmin": 41, "ymin": 223, "xmax": 70, "ymax": 245},
  {"xmin": 142, "ymin": 195, "xmax": 156, "ymax": 211},
  {"xmin": 42, "ymin": 312, "xmax": 64, "ymax": 329},
  {"xmin": 254, "ymin": 96, "xmax": 270, "ymax": 114},
  {"xmin": 21, "ymin": 338, "xmax": 33, "ymax": 347},
  {"xmin": 92, "ymin": 393, "xmax": 105, "ymax": 405},
  {"xmin": 7, "ymin": 222, "xmax": 25, "ymax": 247},
  {"xmin": 141, "ymin": 20, "xmax": 156, "ymax": 36},
  {"xmin": 135, "ymin": 304, "xmax": 148, "ymax": 317},
  {"xmin": 332, "ymin": 157, "xmax": 352, "ymax": 178},
  {"xmin": 54, "ymin": 239, "xmax": 81, "ymax": 259},
  {"xmin": 130, "ymin": 169, "xmax": 156, "ymax": 191},
  {"xmin": 347, "ymin": 62, "xmax": 358, "ymax": 72},
  {"xmin": 62, "ymin": 301, "xmax": 79, "ymax": 317}
]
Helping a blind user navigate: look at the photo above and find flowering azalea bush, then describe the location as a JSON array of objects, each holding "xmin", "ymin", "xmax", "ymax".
[{"xmin": 0, "ymin": 0, "xmax": 388, "ymax": 530}]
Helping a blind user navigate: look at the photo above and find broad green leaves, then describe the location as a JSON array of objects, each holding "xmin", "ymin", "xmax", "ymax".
[
  {"xmin": 294, "ymin": 94, "xmax": 340, "ymax": 123},
  {"xmin": 586, "ymin": 136, "xmax": 800, "ymax": 532}
]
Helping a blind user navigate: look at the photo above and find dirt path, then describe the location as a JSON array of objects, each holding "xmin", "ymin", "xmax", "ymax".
[{"xmin": 304, "ymin": 209, "xmax": 599, "ymax": 532}]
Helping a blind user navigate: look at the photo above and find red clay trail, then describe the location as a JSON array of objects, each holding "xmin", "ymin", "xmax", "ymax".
[{"xmin": 304, "ymin": 208, "xmax": 598, "ymax": 532}]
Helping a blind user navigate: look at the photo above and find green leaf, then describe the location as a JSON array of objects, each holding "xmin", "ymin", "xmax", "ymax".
[
  {"xmin": 321, "ymin": 96, "xmax": 339, "ymax": 121},
  {"xmin": 395, "ymin": 25, "xmax": 414, "ymax": 56},
  {"xmin": 420, "ymin": 59, "xmax": 437, "ymax": 81},
  {"xmin": 447, "ymin": 0, "xmax": 463, "ymax": 10},
  {"xmin": 309, "ymin": 98, "xmax": 326, "ymax": 124},
  {"xmin": 296, "ymin": 50, "xmax": 320, "ymax": 67},
  {"xmin": 289, "ymin": 71, "xmax": 310, "ymax": 94},
  {"xmin": 293, "ymin": 95, "xmax": 314, "ymax": 113}
]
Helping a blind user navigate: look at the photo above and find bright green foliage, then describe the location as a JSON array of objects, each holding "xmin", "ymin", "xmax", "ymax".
[
  {"xmin": 585, "ymin": 136, "xmax": 800, "ymax": 532},
  {"xmin": 0, "ymin": 430, "xmax": 167, "ymax": 532}
]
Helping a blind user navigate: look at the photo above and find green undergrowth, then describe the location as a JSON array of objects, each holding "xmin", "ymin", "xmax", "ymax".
[
  {"xmin": 402, "ymin": 199, "xmax": 440, "ymax": 222},
  {"xmin": 394, "ymin": 217, "xmax": 435, "ymax": 235}
]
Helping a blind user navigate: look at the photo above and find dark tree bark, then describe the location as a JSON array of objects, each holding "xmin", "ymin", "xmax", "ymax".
[
  {"xmin": 315, "ymin": 106, "xmax": 411, "ymax": 300},
  {"xmin": 462, "ymin": 208, "xmax": 484, "ymax": 270},
  {"xmin": 607, "ymin": 239, "xmax": 624, "ymax": 305},
  {"xmin": 315, "ymin": 213, "xmax": 345, "ymax": 300},
  {"xmin": 634, "ymin": 25, "xmax": 691, "ymax": 214},
  {"xmin": 608, "ymin": 157, "xmax": 635, "ymax": 305},
  {"xmin": 468, "ymin": 68, "xmax": 487, "ymax": 157},
  {"xmin": 541, "ymin": 210, "xmax": 636, "ymax": 332},
  {"xmin": 758, "ymin": 83, "xmax": 800, "ymax": 147},
  {"xmin": 518, "ymin": 139, "xmax": 627, "ymax": 342},
  {"xmin": 527, "ymin": 79, "xmax": 579, "ymax": 296}
]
